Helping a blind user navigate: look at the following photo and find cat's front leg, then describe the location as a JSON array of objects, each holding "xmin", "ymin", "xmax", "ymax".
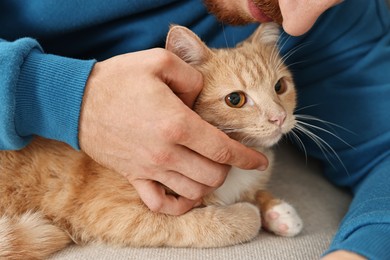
[{"xmin": 255, "ymin": 190, "xmax": 303, "ymax": 237}]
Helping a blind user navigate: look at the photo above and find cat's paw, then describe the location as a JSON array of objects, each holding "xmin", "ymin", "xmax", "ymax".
[
  {"xmin": 217, "ymin": 202, "xmax": 261, "ymax": 245},
  {"xmin": 263, "ymin": 202, "xmax": 302, "ymax": 237},
  {"xmin": 226, "ymin": 202, "xmax": 262, "ymax": 240},
  {"xmin": 192, "ymin": 202, "xmax": 261, "ymax": 247}
]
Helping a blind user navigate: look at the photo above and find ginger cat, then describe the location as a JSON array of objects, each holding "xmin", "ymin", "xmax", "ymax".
[{"xmin": 0, "ymin": 23, "xmax": 302, "ymax": 259}]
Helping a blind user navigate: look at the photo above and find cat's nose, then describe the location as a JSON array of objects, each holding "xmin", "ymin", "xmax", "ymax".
[{"xmin": 268, "ymin": 112, "xmax": 286, "ymax": 126}]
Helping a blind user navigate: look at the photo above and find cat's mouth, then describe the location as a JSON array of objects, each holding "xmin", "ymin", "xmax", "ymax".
[
  {"xmin": 225, "ymin": 118, "xmax": 296, "ymax": 148},
  {"xmin": 226, "ymin": 128, "xmax": 284, "ymax": 148}
]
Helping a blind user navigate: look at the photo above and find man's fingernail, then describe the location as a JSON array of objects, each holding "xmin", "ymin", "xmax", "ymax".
[{"xmin": 257, "ymin": 165, "xmax": 267, "ymax": 171}]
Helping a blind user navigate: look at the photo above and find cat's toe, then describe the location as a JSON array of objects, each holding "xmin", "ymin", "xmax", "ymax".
[{"xmin": 263, "ymin": 202, "xmax": 303, "ymax": 237}]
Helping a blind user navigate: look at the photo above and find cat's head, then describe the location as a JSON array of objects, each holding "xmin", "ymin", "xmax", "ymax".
[{"xmin": 166, "ymin": 23, "xmax": 296, "ymax": 148}]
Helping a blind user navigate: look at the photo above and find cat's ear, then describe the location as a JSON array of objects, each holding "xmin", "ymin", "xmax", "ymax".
[
  {"xmin": 166, "ymin": 25, "xmax": 212, "ymax": 65},
  {"xmin": 247, "ymin": 22, "xmax": 281, "ymax": 46}
]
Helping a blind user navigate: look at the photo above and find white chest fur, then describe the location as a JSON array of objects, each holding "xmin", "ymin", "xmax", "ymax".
[{"xmin": 213, "ymin": 166, "xmax": 270, "ymax": 205}]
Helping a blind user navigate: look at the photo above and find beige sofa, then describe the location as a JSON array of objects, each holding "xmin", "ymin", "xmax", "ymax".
[{"xmin": 50, "ymin": 142, "xmax": 352, "ymax": 260}]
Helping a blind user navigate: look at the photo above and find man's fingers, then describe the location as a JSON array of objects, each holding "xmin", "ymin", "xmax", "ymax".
[
  {"xmin": 153, "ymin": 49, "xmax": 203, "ymax": 107},
  {"xmin": 154, "ymin": 170, "xmax": 212, "ymax": 201},
  {"xmin": 179, "ymin": 115, "xmax": 269, "ymax": 171},
  {"xmin": 132, "ymin": 179, "xmax": 200, "ymax": 216},
  {"xmin": 151, "ymin": 144, "xmax": 229, "ymax": 188}
]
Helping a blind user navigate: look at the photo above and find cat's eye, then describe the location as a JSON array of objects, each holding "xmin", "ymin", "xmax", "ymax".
[
  {"xmin": 275, "ymin": 79, "xmax": 287, "ymax": 95},
  {"xmin": 225, "ymin": 91, "xmax": 246, "ymax": 108}
]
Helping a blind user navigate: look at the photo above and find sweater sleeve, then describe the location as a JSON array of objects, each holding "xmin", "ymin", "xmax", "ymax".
[
  {"xmin": 324, "ymin": 156, "xmax": 390, "ymax": 259},
  {"xmin": 0, "ymin": 38, "xmax": 96, "ymax": 150}
]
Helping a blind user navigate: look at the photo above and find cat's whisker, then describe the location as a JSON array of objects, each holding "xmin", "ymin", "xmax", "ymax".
[
  {"xmin": 294, "ymin": 123, "xmax": 349, "ymax": 175},
  {"xmin": 241, "ymin": 135, "xmax": 255, "ymax": 145},
  {"xmin": 222, "ymin": 130, "xmax": 242, "ymax": 134},
  {"xmin": 283, "ymin": 60, "xmax": 309, "ymax": 69},
  {"xmin": 295, "ymin": 114, "xmax": 357, "ymax": 135},
  {"xmin": 294, "ymin": 104, "xmax": 320, "ymax": 113},
  {"xmin": 270, "ymin": 44, "xmax": 279, "ymax": 70},
  {"xmin": 296, "ymin": 120, "xmax": 355, "ymax": 150},
  {"xmin": 216, "ymin": 124, "xmax": 262, "ymax": 133},
  {"xmin": 276, "ymin": 32, "xmax": 290, "ymax": 56},
  {"xmin": 288, "ymin": 131, "xmax": 308, "ymax": 164},
  {"xmin": 271, "ymin": 33, "xmax": 287, "ymax": 69},
  {"xmin": 281, "ymin": 41, "xmax": 312, "ymax": 63},
  {"xmin": 215, "ymin": 125, "xmax": 243, "ymax": 131},
  {"xmin": 221, "ymin": 23, "xmax": 230, "ymax": 49},
  {"xmin": 294, "ymin": 124, "xmax": 339, "ymax": 171},
  {"xmin": 276, "ymin": 42, "xmax": 312, "ymax": 72}
]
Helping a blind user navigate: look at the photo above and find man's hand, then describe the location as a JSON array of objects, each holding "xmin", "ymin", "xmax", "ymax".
[
  {"xmin": 79, "ymin": 48, "xmax": 268, "ymax": 215},
  {"xmin": 321, "ymin": 250, "xmax": 366, "ymax": 260}
]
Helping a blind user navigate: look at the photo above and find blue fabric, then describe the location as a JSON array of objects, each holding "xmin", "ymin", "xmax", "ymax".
[
  {"xmin": 1, "ymin": 0, "xmax": 390, "ymax": 258},
  {"xmin": 0, "ymin": 38, "xmax": 39, "ymax": 149}
]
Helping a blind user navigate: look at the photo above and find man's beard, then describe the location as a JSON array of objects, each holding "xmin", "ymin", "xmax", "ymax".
[{"xmin": 203, "ymin": 0, "xmax": 283, "ymax": 25}]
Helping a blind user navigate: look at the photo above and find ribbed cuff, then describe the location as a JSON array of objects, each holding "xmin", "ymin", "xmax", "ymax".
[
  {"xmin": 15, "ymin": 50, "xmax": 96, "ymax": 149},
  {"xmin": 325, "ymin": 220, "xmax": 390, "ymax": 260}
]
